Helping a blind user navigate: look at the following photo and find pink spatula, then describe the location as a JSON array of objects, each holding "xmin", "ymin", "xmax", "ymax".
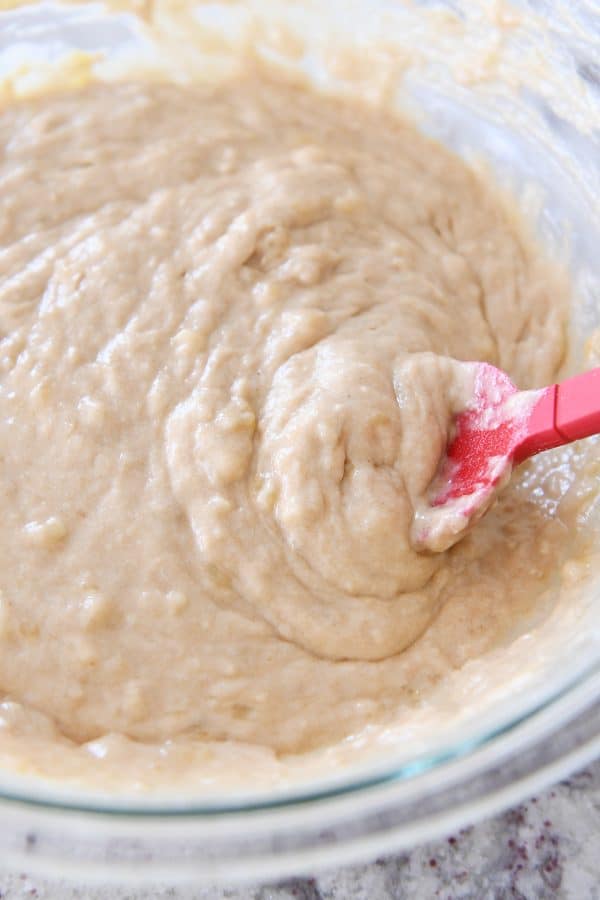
[{"xmin": 412, "ymin": 364, "xmax": 600, "ymax": 553}]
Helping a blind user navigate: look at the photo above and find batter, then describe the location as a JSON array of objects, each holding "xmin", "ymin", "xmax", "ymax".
[{"xmin": 0, "ymin": 77, "xmax": 575, "ymax": 779}]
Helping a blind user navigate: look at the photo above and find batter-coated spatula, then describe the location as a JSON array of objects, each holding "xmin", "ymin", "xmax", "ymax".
[{"xmin": 413, "ymin": 364, "xmax": 600, "ymax": 552}]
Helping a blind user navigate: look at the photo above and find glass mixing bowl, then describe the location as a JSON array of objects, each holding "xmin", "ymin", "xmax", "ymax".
[{"xmin": 0, "ymin": 0, "xmax": 598, "ymax": 884}]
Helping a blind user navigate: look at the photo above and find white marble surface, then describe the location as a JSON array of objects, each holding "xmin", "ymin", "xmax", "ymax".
[{"xmin": 1, "ymin": 759, "xmax": 599, "ymax": 899}]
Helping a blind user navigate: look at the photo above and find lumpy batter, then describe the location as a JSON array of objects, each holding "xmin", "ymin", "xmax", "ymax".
[{"xmin": 0, "ymin": 77, "xmax": 574, "ymax": 778}]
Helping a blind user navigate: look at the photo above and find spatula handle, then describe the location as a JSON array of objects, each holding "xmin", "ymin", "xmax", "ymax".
[
  {"xmin": 556, "ymin": 366, "xmax": 600, "ymax": 441},
  {"xmin": 514, "ymin": 366, "xmax": 600, "ymax": 464}
]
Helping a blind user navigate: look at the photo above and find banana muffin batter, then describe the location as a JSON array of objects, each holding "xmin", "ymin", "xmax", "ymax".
[{"xmin": 0, "ymin": 76, "xmax": 576, "ymax": 783}]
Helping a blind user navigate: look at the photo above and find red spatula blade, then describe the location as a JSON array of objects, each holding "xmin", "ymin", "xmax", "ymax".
[
  {"xmin": 433, "ymin": 364, "xmax": 522, "ymax": 505},
  {"xmin": 415, "ymin": 364, "xmax": 600, "ymax": 554},
  {"xmin": 434, "ymin": 365, "xmax": 600, "ymax": 505}
]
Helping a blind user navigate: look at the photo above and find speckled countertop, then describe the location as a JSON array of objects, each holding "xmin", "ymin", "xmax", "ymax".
[{"xmin": 1, "ymin": 759, "xmax": 599, "ymax": 900}]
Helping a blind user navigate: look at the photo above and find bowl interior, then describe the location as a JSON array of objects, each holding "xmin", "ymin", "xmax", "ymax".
[{"xmin": 0, "ymin": 0, "xmax": 598, "ymax": 812}]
